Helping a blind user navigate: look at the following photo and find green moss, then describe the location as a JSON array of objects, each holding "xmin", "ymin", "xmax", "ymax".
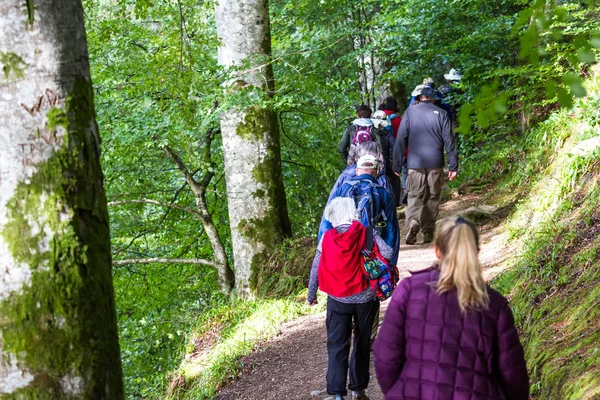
[
  {"xmin": 253, "ymin": 189, "xmax": 266, "ymax": 199},
  {"xmin": 235, "ymin": 106, "xmax": 292, "ymax": 290},
  {"xmin": 0, "ymin": 51, "xmax": 27, "ymax": 80},
  {"xmin": 236, "ymin": 106, "xmax": 268, "ymax": 141},
  {"xmin": 46, "ymin": 107, "xmax": 69, "ymax": 131},
  {"xmin": 237, "ymin": 216, "xmax": 277, "ymax": 291},
  {"xmin": 0, "ymin": 77, "xmax": 123, "ymax": 398}
]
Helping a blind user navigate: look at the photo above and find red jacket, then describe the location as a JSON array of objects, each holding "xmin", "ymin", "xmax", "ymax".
[
  {"xmin": 382, "ymin": 109, "xmax": 402, "ymax": 138},
  {"xmin": 318, "ymin": 222, "xmax": 367, "ymax": 297}
]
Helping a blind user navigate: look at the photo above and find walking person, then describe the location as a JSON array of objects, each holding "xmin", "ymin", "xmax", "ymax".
[
  {"xmin": 393, "ymin": 86, "xmax": 458, "ymax": 244},
  {"xmin": 339, "ymin": 105, "xmax": 382, "ymax": 163},
  {"xmin": 317, "ymin": 142, "xmax": 393, "ymax": 243},
  {"xmin": 317, "ymin": 151, "xmax": 399, "ymax": 349},
  {"xmin": 330, "ymin": 155, "xmax": 400, "ymax": 265},
  {"xmin": 378, "ymin": 97, "xmax": 403, "ymax": 206},
  {"xmin": 308, "ymin": 197, "xmax": 394, "ymax": 400},
  {"xmin": 373, "ymin": 216, "xmax": 529, "ymax": 399}
]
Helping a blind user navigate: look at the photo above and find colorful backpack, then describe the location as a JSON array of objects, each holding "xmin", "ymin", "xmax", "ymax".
[
  {"xmin": 361, "ymin": 227, "xmax": 399, "ymax": 301},
  {"xmin": 352, "ymin": 125, "xmax": 373, "ymax": 145}
]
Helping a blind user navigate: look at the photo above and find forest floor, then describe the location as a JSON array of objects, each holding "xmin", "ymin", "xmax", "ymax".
[{"xmin": 218, "ymin": 191, "xmax": 513, "ymax": 400}]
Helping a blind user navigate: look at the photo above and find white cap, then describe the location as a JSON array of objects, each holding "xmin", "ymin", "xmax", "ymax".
[
  {"xmin": 356, "ymin": 155, "xmax": 379, "ymax": 169},
  {"xmin": 411, "ymin": 84, "xmax": 426, "ymax": 97},
  {"xmin": 444, "ymin": 68, "xmax": 463, "ymax": 81},
  {"xmin": 371, "ymin": 110, "xmax": 390, "ymax": 129}
]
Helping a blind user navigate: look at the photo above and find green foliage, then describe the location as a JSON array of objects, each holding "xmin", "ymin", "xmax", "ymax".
[
  {"xmin": 459, "ymin": 2, "xmax": 600, "ymax": 134},
  {"xmin": 114, "ymin": 264, "xmax": 221, "ymax": 398},
  {"xmin": 254, "ymin": 237, "xmax": 316, "ymax": 298},
  {"xmin": 491, "ymin": 67, "xmax": 600, "ymax": 398}
]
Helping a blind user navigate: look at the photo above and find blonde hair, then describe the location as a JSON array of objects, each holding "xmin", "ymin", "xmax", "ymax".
[
  {"xmin": 435, "ymin": 216, "xmax": 489, "ymax": 313},
  {"xmin": 324, "ymin": 197, "xmax": 356, "ymax": 227}
]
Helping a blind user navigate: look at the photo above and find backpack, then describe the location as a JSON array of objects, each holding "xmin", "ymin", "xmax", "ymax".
[
  {"xmin": 351, "ymin": 125, "xmax": 373, "ymax": 145},
  {"xmin": 361, "ymin": 226, "xmax": 399, "ymax": 301},
  {"xmin": 344, "ymin": 179, "xmax": 386, "ymax": 229},
  {"xmin": 385, "ymin": 114, "xmax": 399, "ymax": 133}
]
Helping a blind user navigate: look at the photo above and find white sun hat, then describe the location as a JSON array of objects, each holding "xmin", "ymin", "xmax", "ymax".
[{"xmin": 444, "ymin": 68, "xmax": 463, "ymax": 81}]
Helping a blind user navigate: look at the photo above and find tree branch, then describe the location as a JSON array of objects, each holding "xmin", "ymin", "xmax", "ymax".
[
  {"xmin": 113, "ymin": 258, "xmax": 219, "ymax": 268},
  {"xmin": 162, "ymin": 145, "xmax": 204, "ymax": 194},
  {"xmin": 282, "ymin": 159, "xmax": 314, "ymax": 169},
  {"xmin": 108, "ymin": 198, "xmax": 200, "ymax": 217}
]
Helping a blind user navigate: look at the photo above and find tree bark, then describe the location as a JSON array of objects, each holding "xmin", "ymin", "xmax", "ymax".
[
  {"xmin": 215, "ymin": 0, "xmax": 292, "ymax": 298},
  {"xmin": 0, "ymin": 1, "xmax": 124, "ymax": 398},
  {"xmin": 351, "ymin": 5, "xmax": 388, "ymax": 110}
]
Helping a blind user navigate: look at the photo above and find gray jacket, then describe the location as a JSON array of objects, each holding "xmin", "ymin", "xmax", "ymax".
[{"xmin": 392, "ymin": 101, "xmax": 457, "ymax": 173}]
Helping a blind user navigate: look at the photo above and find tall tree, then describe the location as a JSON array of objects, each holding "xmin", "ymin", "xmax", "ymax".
[
  {"xmin": 0, "ymin": 0, "xmax": 123, "ymax": 397},
  {"xmin": 215, "ymin": 0, "xmax": 292, "ymax": 298}
]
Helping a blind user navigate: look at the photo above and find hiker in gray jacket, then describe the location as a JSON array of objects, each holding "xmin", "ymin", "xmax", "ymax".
[{"xmin": 392, "ymin": 87, "xmax": 458, "ymax": 245}]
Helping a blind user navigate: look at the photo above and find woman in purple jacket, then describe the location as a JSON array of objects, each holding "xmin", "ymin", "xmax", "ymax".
[{"xmin": 373, "ymin": 216, "xmax": 529, "ymax": 400}]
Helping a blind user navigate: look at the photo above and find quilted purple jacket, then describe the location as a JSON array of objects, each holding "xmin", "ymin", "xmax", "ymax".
[{"xmin": 373, "ymin": 268, "xmax": 529, "ymax": 400}]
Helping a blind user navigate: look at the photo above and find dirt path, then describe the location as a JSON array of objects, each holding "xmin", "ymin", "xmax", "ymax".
[{"xmin": 219, "ymin": 194, "xmax": 510, "ymax": 400}]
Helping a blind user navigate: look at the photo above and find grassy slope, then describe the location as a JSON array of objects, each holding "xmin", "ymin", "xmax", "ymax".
[
  {"xmin": 492, "ymin": 66, "xmax": 600, "ymax": 399},
  {"xmin": 165, "ymin": 238, "xmax": 324, "ymax": 399}
]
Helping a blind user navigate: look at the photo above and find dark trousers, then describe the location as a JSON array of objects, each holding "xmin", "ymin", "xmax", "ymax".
[
  {"xmin": 386, "ymin": 168, "xmax": 401, "ymax": 207},
  {"xmin": 326, "ymin": 297, "xmax": 378, "ymax": 396}
]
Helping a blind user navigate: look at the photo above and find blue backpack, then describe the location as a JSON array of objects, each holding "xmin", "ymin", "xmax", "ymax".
[
  {"xmin": 344, "ymin": 179, "xmax": 399, "ymax": 300},
  {"xmin": 385, "ymin": 114, "xmax": 399, "ymax": 134},
  {"xmin": 344, "ymin": 179, "xmax": 387, "ymax": 231}
]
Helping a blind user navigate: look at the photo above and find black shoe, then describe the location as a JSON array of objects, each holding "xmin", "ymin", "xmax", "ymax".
[
  {"xmin": 401, "ymin": 193, "xmax": 408, "ymax": 205},
  {"xmin": 423, "ymin": 232, "xmax": 434, "ymax": 243},
  {"xmin": 406, "ymin": 220, "xmax": 420, "ymax": 245},
  {"xmin": 352, "ymin": 391, "xmax": 370, "ymax": 400}
]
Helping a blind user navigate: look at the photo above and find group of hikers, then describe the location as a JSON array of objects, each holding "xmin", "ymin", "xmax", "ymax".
[{"xmin": 307, "ymin": 71, "xmax": 530, "ymax": 400}]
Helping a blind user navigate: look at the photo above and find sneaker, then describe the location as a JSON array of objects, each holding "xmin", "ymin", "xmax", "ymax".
[
  {"xmin": 405, "ymin": 220, "xmax": 420, "ymax": 245},
  {"xmin": 423, "ymin": 232, "xmax": 434, "ymax": 243},
  {"xmin": 352, "ymin": 391, "xmax": 370, "ymax": 400}
]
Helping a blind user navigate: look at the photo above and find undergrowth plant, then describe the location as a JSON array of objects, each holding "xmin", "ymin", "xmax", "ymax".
[
  {"xmin": 167, "ymin": 295, "xmax": 326, "ymax": 399},
  {"xmin": 491, "ymin": 66, "xmax": 600, "ymax": 398}
]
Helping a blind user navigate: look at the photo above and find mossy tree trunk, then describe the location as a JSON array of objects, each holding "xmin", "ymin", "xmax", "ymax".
[
  {"xmin": 215, "ymin": 0, "xmax": 292, "ymax": 299},
  {"xmin": 0, "ymin": 0, "xmax": 124, "ymax": 398}
]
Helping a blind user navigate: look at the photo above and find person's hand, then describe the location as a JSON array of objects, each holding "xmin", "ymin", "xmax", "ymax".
[
  {"xmin": 394, "ymin": 172, "xmax": 400, "ymax": 177},
  {"xmin": 448, "ymin": 171, "xmax": 457, "ymax": 181},
  {"xmin": 307, "ymin": 299, "xmax": 318, "ymax": 306}
]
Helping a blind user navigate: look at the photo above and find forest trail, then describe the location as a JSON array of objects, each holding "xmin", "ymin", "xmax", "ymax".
[{"xmin": 218, "ymin": 192, "xmax": 511, "ymax": 400}]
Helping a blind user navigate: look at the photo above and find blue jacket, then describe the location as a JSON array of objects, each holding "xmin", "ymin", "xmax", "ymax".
[{"xmin": 317, "ymin": 172, "xmax": 400, "ymax": 265}]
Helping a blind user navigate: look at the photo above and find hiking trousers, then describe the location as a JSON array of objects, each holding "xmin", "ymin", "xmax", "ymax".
[
  {"xmin": 326, "ymin": 297, "xmax": 378, "ymax": 396},
  {"xmin": 405, "ymin": 168, "xmax": 444, "ymax": 234}
]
